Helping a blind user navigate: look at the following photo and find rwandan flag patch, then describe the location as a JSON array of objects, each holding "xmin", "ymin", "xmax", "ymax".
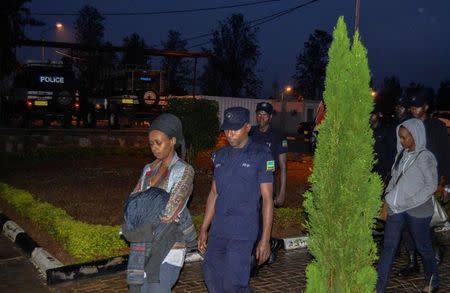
[
  {"xmin": 266, "ymin": 160, "xmax": 275, "ymax": 171},
  {"xmin": 282, "ymin": 140, "xmax": 288, "ymax": 148}
]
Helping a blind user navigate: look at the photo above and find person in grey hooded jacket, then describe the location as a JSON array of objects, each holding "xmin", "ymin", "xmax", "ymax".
[{"xmin": 376, "ymin": 118, "xmax": 439, "ymax": 293}]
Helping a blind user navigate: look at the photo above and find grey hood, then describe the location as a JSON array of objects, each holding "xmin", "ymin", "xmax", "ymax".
[
  {"xmin": 386, "ymin": 118, "xmax": 437, "ymax": 214},
  {"xmin": 396, "ymin": 118, "xmax": 426, "ymax": 153}
]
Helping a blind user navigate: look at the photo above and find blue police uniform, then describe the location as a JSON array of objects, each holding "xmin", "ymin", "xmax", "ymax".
[
  {"xmin": 250, "ymin": 126, "xmax": 288, "ymax": 169},
  {"xmin": 203, "ymin": 138, "xmax": 274, "ymax": 292}
]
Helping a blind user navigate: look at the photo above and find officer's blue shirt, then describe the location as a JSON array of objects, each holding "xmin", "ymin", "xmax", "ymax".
[
  {"xmin": 210, "ymin": 138, "xmax": 274, "ymax": 241},
  {"xmin": 249, "ymin": 126, "xmax": 288, "ymax": 168}
]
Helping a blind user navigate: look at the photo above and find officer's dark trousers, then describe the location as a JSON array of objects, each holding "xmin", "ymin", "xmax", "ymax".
[{"xmin": 203, "ymin": 236, "xmax": 254, "ymax": 293}]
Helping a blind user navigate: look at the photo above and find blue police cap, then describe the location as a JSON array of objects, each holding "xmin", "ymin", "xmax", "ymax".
[
  {"xmin": 256, "ymin": 102, "xmax": 273, "ymax": 115},
  {"xmin": 221, "ymin": 107, "xmax": 250, "ymax": 130}
]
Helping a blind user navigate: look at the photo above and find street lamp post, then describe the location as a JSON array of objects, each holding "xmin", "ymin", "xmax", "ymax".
[
  {"xmin": 280, "ymin": 85, "xmax": 293, "ymax": 135},
  {"xmin": 40, "ymin": 22, "xmax": 63, "ymax": 62}
]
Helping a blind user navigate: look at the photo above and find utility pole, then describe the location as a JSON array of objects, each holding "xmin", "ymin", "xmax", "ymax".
[{"xmin": 354, "ymin": 0, "xmax": 361, "ymax": 32}]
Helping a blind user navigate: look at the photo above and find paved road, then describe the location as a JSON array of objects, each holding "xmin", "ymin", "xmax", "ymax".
[
  {"xmin": 0, "ymin": 234, "xmax": 49, "ymax": 293},
  {"xmin": 1, "ymin": 232, "xmax": 450, "ymax": 292}
]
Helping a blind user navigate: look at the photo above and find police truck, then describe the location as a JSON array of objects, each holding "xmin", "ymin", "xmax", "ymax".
[
  {"xmin": 83, "ymin": 66, "xmax": 166, "ymax": 128},
  {"xmin": 1, "ymin": 61, "xmax": 80, "ymax": 127}
]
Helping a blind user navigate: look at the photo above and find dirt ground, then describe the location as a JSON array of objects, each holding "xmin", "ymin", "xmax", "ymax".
[{"xmin": 0, "ymin": 148, "xmax": 313, "ymax": 264}]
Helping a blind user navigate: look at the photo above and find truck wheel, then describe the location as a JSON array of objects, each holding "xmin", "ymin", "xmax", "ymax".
[
  {"xmin": 21, "ymin": 112, "xmax": 32, "ymax": 128},
  {"xmin": 85, "ymin": 111, "xmax": 97, "ymax": 128},
  {"xmin": 62, "ymin": 113, "xmax": 72, "ymax": 128},
  {"xmin": 143, "ymin": 90, "xmax": 159, "ymax": 106},
  {"xmin": 109, "ymin": 112, "xmax": 120, "ymax": 129},
  {"xmin": 43, "ymin": 117, "xmax": 51, "ymax": 127}
]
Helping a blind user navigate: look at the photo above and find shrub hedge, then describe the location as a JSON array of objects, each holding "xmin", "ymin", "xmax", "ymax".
[
  {"xmin": 0, "ymin": 183, "xmax": 126, "ymax": 262},
  {"xmin": 166, "ymin": 98, "xmax": 220, "ymax": 163},
  {"xmin": 0, "ymin": 182, "xmax": 305, "ymax": 263}
]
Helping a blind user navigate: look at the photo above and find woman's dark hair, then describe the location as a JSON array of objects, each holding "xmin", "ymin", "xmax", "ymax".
[{"xmin": 148, "ymin": 114, "xmax": 186, "ymax": 159}]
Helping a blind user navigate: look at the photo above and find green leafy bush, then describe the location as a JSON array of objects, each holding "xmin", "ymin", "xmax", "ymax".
[
  {"xmin": 0, "ymin": 183, "xmax": 127, "ymax": 262},
  {"xmin": 166, "ymin": 98, "xmax": 220, "ymax": 163},
  {"xmin": 0, "ymin": 182, "xmax": 306, "ymax": 262},
  {"xmin": 303, "ymin": 17, "xmax": 382, "ymax": 292},
  {"xmin": 192, "ymin": 214, "xmax": 205, "ymax": 231},
  {"xmin": 274, "ymin": 207, "xmax": 304, "ymax": 230},
  {"xmin": 191, "ymin": 208, "xmax": 305, "ymax": 234}
]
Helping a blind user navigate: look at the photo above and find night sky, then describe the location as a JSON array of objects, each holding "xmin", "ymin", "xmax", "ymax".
[{"xmin": 18, "ymin": 0, "xmax": 450, "ymax": 98}]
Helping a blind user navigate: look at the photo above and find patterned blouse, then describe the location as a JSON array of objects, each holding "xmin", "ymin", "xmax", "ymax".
[{"xmin": 133, "ymin": 153, "xmax": 195, "ymax": 223}]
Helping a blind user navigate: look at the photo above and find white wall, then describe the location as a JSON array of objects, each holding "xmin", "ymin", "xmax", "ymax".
[
  {"xmin": 167, "ymin": 95, "xmax": 270, "ymax": 125},
  {"xmin": 166, "ymin": 95, "xmax": 320, "ymax": 135},
  {"xmin": 201, "ymin": 96, "xmax": 272, "ymax": 125}
]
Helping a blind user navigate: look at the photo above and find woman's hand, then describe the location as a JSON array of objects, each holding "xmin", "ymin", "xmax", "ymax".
[{"xmin": 160, "ymin": 214, "xmax": 174, "ymax": 224}]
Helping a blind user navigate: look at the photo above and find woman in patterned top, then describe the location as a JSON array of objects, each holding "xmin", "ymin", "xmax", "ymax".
[{"xmin": 133, "ymin": 113, "xmax": 195, "ymax": 293}]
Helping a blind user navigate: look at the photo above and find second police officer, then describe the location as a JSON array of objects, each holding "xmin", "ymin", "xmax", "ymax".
[
  {"xmin": 250, "ymin": 102, "xmax": 288, "ymax": 207},
  {"xmin": 249, "ymin": 102, "xmax": 288, "ymax": 267}
]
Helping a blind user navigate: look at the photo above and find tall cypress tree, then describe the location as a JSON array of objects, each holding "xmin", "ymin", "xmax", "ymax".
[{"xmin": 304, "ymin": 17, "xmax": 382, "ymax": 293}]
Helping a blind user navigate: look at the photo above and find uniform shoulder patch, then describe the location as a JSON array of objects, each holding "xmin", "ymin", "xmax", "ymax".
[
  {"xmin": 266, "ymin": 160, "xmax": 275, "ymax": 171},
  {"xmin": 282, "ymin": 140, "xmax": 288, "ymax": 148}
]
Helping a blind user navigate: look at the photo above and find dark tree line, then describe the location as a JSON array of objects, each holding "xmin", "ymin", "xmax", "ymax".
[
  {"xmin": 376, "ymin": 76, "xmax": 450, "ymax": 112},
  {"xmin": 0, "ymin": 0, "xmax": 43, "ymax": 79},
  {"xmin": 292, "ymin": 30, "xmax": 332, "ymax": 101},
  {"xmin": 199, "ymin": 13, "xmax": 262, "ymax": 98},
  {"xmin": 161, "ymin": 31, "xmax": 192, "ymax": 96},
  {"xmin": 2, "ymin": 2, "xmax": 450, "ymax": 105},
  {"xmin": 71, "ymin": 11, "xmax": 263, "ymax": 98}
]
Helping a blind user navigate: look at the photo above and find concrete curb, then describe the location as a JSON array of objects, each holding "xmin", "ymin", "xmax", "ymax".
[
  {"xmin": 178, "ymin": 235, "xmax": 311, "ymax": 263},
  {"xmin": 4, "ymin": 207, "xmax": 449, "ymax": 286},
  {"xmin": 0, "ymin": 210, "xmax": 311, "ymax": 285},
  {"xmin": 0, "ymin": 211, "xmax": 64, "ymax": 277}
]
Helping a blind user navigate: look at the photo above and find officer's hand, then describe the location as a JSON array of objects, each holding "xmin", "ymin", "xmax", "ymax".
[
  {"xmin": 198, "ymin": 229, "xmax": 208, "ymax": 254},
  {"xmin": 256, "ymin": 239, "xmax": 271, "ymax": 265}
]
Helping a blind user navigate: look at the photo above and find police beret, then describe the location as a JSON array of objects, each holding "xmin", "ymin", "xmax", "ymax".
[
  {"xmin": 256, "ymin": 102, "xmax": 273, "ymax": 115},
  {"xmin": 221, "ymin": 107, "xmax": 250, "ymax": 130}
]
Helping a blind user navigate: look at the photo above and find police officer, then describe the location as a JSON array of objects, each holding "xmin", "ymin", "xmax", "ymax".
[
  {"xmin": 410, "ymin": 90, "xmax": 449, "ymax": 188},
  {"xmin": 198, "ymin": 107, "xmax": 274, "ymax": 292},
  {"xmin": 370, "ymin": 103, "xmax": 396, "ymax": 183},
  {"xmin": 250, "ymin": 102, "xmax": 288, "ymax": 207},
  {"xmin": 393, "ymin": 95, "xmax": 411, "ymax": 124}
]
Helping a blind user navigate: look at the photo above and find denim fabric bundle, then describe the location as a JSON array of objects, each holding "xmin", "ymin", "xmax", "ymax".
[
  {"xmin": 122, "ymin": 188, "xmax": 182, "ymax": 291},
  {"xmin": 123, "ymin": 187, "xmax": 169, "ymax": 231}
]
